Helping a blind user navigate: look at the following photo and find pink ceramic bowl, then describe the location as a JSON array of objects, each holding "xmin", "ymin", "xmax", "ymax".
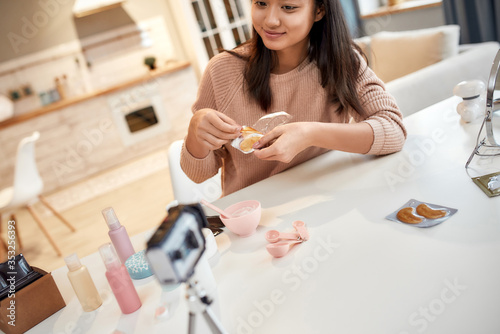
[{"xmin": 220, "ymin": 200, "xmax": 261, "ymax": 237}]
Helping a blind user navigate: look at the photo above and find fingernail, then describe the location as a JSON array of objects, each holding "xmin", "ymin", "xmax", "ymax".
[{"xmin": 253, "ymin": 141, "xmax": 260, "ymax": 148}]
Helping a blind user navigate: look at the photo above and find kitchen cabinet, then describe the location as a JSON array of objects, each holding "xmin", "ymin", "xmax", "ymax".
[{"xmin": 0, "ymin": 61, "xmax": 190, "ymax": 130}]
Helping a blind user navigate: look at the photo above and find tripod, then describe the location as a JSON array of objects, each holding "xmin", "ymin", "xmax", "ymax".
[{"xmin": 185, "ymin": 277, "xmax": 227, "ymax": 334}]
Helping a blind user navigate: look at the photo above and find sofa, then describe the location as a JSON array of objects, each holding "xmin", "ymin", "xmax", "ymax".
[{"xmin": 355, "ymin": 25, "xmax": 500, "ymax": 117}]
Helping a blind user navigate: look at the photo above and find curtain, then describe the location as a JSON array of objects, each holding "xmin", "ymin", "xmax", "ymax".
[{"xmin": 443, "ymin": 0, "xmax": 500, "ymax": 44}]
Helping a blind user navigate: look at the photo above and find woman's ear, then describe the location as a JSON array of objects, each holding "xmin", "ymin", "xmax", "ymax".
[{"xmin": 314, "ymin": 4, "xmax": 325, "ymax": 22}]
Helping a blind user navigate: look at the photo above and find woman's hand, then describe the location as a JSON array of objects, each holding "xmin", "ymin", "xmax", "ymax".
[
  {"xmin": 252, "ymin": 123, "xmax": 312, "ymax": 163},
  {"xmin": 186, "ymin": 108, "xmax": 241, "ymax": 159},
  {"xmin": 253, "ymin": 121, "xmax": 374, "ymax": 162}
]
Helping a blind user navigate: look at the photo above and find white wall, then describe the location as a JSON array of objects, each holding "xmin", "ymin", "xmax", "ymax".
[{"xmin": 358, "ymin": 0, "xmax": 383, "ymax": 16}]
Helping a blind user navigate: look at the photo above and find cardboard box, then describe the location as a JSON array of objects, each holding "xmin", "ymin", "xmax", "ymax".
[{"xmin": 0, "ymin": 267, "xmax": 66, "ymax": 334}]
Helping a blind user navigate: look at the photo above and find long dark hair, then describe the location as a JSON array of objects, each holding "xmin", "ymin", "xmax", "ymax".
[{"xmin": 231, "ymin": 0, "xmax": 367, "ymax": 118}]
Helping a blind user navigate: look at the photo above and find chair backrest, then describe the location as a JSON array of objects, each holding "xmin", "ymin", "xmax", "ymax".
[
  {"xmin": 11, "ymin": 131, "xmax": 43, "ymax": 207},
  {"xmin": 167, "ymin": 140, "xmax": 222, "ymax": 205}
]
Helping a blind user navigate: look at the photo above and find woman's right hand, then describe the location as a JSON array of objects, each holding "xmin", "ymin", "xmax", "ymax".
[{"xmin": 185, "ymin": 108, "xmax": 241, "ymax": 159}]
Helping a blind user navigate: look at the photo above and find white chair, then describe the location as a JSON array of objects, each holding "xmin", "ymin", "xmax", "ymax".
[
  {"xmin": 0, "ymin": 131, "xmax": 75, "ymax": 256},
  {"xmin": 167, "ymin": 139, "xmax": 222, "ymax": 209}
]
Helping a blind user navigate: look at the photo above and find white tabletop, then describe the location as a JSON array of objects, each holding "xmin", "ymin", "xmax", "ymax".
[{"xmin": 27, "ymin": 96, "xmax": 500, "ymax": 334}]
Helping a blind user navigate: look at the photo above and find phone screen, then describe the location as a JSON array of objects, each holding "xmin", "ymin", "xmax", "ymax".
[{"xmin": 206, "ymin": 215, "xmax": 224, "ymax": 236}]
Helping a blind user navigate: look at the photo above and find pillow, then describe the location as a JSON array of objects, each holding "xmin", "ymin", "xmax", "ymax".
[{"xmin": 370, "ymin": 25, "xmax": 460, "ymax": 83}]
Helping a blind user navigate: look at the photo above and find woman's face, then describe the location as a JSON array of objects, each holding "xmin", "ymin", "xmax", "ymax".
[{"xmin": 251, "ymin": 0, "xmax": 324, "ymax": 56}]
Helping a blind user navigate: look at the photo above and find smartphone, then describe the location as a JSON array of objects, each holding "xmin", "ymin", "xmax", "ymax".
[{"xmin": 206, "ymin": 215, "xmax": 224, "ymax": 236}]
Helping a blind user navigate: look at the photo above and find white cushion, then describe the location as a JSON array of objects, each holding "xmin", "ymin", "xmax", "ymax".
[
  {"xmin": 370, "ymin": 25, "xmax": 460, "ymax": 83},
  {"xmin": 386, "ymin": 41, "xmax": 500, "ymax": 117}
]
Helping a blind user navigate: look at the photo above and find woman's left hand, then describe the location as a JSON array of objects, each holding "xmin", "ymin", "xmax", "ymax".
[{"xmin": 252, "ymin": 123, "xmax": 312, "ymax": 163}]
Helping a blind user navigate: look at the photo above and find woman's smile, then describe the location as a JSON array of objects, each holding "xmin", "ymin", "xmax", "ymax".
[{"xmin": 263, "ymin": 29, "xmax": 285, "ymax": 39}]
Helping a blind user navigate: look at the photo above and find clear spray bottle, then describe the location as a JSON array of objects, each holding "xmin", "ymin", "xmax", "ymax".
[
  {"xmin": 64, "ymin": 253, "xmax": 102, "ymax": 312},
  {"xmin": 99, "ymin": 243, "xmax": 142, "ymax": 314},
  {"xmin": 102, "ymin": 207, "xmax": 135, "ymax": 263}
]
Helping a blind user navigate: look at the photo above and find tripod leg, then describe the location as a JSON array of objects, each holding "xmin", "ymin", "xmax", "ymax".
[
  {"xmin": 188, "ymin": 311, "xmax": 196, "ymax": 334},
  {"xmin": 186, "ymin": 277, "xmax": 227, "ymax": 334},
  {"xmin": 202, "ymin": 307, "xmax": 227, "ymax": 334}
]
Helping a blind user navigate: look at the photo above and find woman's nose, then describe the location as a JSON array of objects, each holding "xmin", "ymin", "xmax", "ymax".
[{"xmin": 264, "ymin": 7, "xmax": 280, "ymax": 27}]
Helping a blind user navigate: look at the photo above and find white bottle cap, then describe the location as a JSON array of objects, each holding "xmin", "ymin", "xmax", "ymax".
[
  {"xmin": 99, "ymin": 243, "xmax": 121, "ymax": 271},
  {"xmin": 64, "ymin": 253, "xmax": 82, "ymax": 271},
  {"xmin": 453, "ymin": 80, "xmax": 486, "ymax": 99},
  {"xmin": 102, "ymin": 207, "xmax": 121, "ymax": 231}
]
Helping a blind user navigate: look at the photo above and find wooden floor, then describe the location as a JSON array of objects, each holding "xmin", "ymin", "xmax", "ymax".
[{"xmin": 0, "ymin": 153, "xmax": 175, "ymax": 272}]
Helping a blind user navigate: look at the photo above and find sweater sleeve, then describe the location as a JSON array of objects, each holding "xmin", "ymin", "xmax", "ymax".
[
  {"xmin": 354, "ymin": 57, "xmax": 407, "ymax": 155},
  {"xmin": 180, "ymin": 58, "xmax": 224, "ymax": 184}
]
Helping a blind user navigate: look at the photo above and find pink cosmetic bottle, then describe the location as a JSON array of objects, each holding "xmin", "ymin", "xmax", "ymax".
[
  {"xmin": 99, "ymin": 243, "xmax": 142, "ymax": 314},
  {"xmin": 102, "ymin": 207, "xmax": 135, "ymax": 263}
]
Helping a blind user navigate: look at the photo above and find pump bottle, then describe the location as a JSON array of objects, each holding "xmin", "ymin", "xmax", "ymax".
[
  {"xmin": 102, "ymin": 207, "xmax": 135, "ymax": 263},
  {"xmin": 99, "ymin": 243, "xmax": 142, "ymax": 314},
  {"xmin": 64, "ymin": 253, "xmax": 102, "ymax": 312}
]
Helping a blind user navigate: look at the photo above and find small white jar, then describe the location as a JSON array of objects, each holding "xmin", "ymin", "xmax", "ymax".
[{"xmin": 453, "ymin": 80, "xmax": 486, "ymax": 123}]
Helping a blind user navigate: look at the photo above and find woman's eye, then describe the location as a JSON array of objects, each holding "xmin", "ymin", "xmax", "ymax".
[
  {"xmin": 282, "ymin": 5, "xmax": 297, "ymax": 11},
  {"xmin": 254, "ymin": 1, "xmax": 266, "ymax": 7}
]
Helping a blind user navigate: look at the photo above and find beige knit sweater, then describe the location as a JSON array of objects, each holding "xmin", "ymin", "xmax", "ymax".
[{"xmin": 181, "ymin": 51, "xmax": 406, "ymax": 196}]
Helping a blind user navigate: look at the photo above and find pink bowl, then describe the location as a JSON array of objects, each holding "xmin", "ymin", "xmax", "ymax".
[{"xmin": 220, "ymin": 200, "xmax": 261, "ymax": 237}]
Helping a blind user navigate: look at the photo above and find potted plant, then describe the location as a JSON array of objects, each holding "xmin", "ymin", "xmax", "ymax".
[{"xmin": 144, "ymin": 56, "xmax": 157, "ymax": 70}]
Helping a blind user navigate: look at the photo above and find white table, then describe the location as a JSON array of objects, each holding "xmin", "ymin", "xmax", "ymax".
[{"xmin": 27, "ymin": 97, "xmax": 500, "ymax": 334}]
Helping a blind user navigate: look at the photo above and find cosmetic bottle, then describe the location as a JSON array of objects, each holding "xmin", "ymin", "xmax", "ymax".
[
  {"xmin": 99, "ymin": 243, "xmax": 142, "ymax": 314},
  {"xmin": 102, "ymin": 207, "xmax": 135, "ymax": 263},
  {"xmin": 64, "ymin": 253, "xmax": 102, "ymax": 312}
]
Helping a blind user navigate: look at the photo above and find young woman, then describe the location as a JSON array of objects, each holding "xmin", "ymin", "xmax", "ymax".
[{"xmin": 181, "ymin": 0, "xmax": 406, "ymax": 196}]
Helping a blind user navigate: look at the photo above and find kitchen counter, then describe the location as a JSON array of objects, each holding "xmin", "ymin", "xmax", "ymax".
[{"xmin": 0, "ymin": 61, "xmax": 190, "ymax": 130}]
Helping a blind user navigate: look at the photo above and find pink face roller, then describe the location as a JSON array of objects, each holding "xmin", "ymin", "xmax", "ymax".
[
  {"xmin": 293, "ymin": 220, "xmax": 309, "ymax": 241},
  {"xmin": 266, "ymin": 240, "xmax": 302, "ymax": 258},
  {"xmin": 265, "ymin": 230, "xmax": 300, "ymax": 243}
]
